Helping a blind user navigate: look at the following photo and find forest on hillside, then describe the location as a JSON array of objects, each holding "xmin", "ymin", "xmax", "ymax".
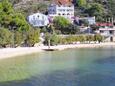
[{"xmin": 8, "ymin": 0, "xmax": 115, "ymax": 22}]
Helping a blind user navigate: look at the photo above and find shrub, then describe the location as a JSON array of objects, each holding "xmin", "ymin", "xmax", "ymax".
[
  {"xmin": 0, "ymin": 28, "xmax": 12, "ymax": 47},
  {"xmin": 26, "ymin": 29, "xmax": 40, "ymax": 47}
]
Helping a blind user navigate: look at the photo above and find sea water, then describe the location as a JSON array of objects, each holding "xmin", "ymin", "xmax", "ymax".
[{"xmin": 0, "ymin": 48, "xmax": 115, "ymax": 86}]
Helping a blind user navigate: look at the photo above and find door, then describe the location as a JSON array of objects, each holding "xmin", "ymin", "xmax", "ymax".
[{"xmin": 110, "ymin": 37, "xmax": 113, "ymax": 42}]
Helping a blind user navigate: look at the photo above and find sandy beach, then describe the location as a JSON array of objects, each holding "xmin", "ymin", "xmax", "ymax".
[
  {"xmin": 0, "ymin": 42, "xmax": 115, "ymax": 59},
  {"xmin": 0, "ymin": 47, "xmax": 44, "ymax": 59}
]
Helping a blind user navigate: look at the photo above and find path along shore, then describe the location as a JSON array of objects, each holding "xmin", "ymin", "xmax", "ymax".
[{"xmin": 0, "ymin": 42, "xmax": 115, "ymax": 59}]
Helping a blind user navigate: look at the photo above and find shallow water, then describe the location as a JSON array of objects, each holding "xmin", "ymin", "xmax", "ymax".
[{"xmin": 0, "ymin": 48, "xmax": 115, "ymax": 86}]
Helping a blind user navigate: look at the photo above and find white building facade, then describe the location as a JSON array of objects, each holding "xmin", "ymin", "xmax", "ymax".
[
  {"xmin": 98, "ymin": 26, "xmax": 115, "ymax": 42},
  {"xmin": 28, "ymin": 13, "xmax": 49, "ymax": 27},
  {"xmin": 48, "ymin": 4, "xmax": 74, "ymax": 23}
]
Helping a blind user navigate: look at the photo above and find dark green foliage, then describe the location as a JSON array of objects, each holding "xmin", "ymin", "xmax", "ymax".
[
  {"xmin": 10, "ymin": 13, "xmax": 30, "ymax": 31},
  {"xmin": 58, "ymin": 34, "xmax": 103, "ymax": 45},
  {"xmin": 66, "ymin": 24, "xmax": 80, "ymax": 34},
  {"xmin": 85, "ymin": 3, "xmax": 104, "ymax": 17},
  {"xmin": 80, "ymin": 19, "xmax": 89, "ymax": 26},
  {"xmin": 86, "ymin": 35, "xmax": 94, "ymax": 42},
  {"xmin": 84, "ymin": 3, "xmax": 104, "ymax": 22},
  {"xmin": 74, "ymin": 0, "xmax": 114, "ymax": 22},
  {"xmin": 50, "ymin": 34, "xmax": 60, "ymax": 45},
  {"xmin": 53, "ymin": 16, "xmax": 80, "ymax": 34},
  {"xmin": 57, "ymin": 35, "xmax": 83, "ymax": 44},
  {"xmin": 108, "ymin": 0, "xmax": 115, "ymax": 17},
  {"xmin": 8, "ymin": 0, "xmax": 115, "ymax": 21},
  {"xmin": 0, "ymin": 0, "xmax": 30, "ymax": 31},
  {"xmin": 14, "ymin": 31, "xmax": 23, "ymax": 47},
  {"xmin": 94, "ymin": 34, "xmax": 103, "ymax": 43},
  {"xmin": 77, "ymin": 0, "xmax": 87, "ymax": 7},
  {"xmin": 0, "ymin": 28, "xmax": 12, "ymax": 47},
  {"xmin": 26, "ymin": 29, "xmax": 40, "ymax": 47},
  {"xmin": 14, "ymin": 3, "xmax": 48, "ymax": 16},
  {"xmin": 44, "ymin": 32, "xmax": 51, "ymax": 45},
  {"xmin": 53, "ymin": 16, "xmax": 71, "ymax": 29},
  {"xmin": 44, "ymin": 33, "xmax": 60, "ymax": 46}
]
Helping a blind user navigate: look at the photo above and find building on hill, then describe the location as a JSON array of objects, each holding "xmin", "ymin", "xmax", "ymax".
[
  {"xmin": 95, "ymin": 23, "xmax": 115, "ymax": 42},
  {"xmin": 74, "ymin": 16, "xmax": 96, "ymax": 25},
  {"xmin": 28, "ymin": 13, "xmax": 49, "ymax": 27},
  {"xmin": 48, "ymin": 0, "xmax": 74, "ymax": 23}
]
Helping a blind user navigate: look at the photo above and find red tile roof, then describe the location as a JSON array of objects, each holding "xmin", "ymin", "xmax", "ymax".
[
  {"xmin": 96, "ymin": 23, "xmax": 113, "ymax": 26},
  {"xmin": 56, "ymin": 0, "xmax": 72, "ymax": 5}
]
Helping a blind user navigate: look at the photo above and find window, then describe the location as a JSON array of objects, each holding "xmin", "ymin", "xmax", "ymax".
[
  {"xmin": 67, "ymin": 13, "xmax": 70, "ymax": 15},
  {"xmin": 100, "ymin": 30, "xmax": 104, "ymax": 33},
  {"xmin": 58, "ymin": 13, "xmax": 61, "ymax": 15},
  {"xmin": 109, "ymin": 30, "xmax": 114, "ymax": 34},
  {"xmin": 67, "ymin": 9, "xmax": 69, "ymax": 11},
  {"xmin": 63, "ymin": 9, "xmax": 65, "ymax": 11}
]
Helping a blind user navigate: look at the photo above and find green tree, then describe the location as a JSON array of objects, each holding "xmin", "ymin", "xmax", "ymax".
[
  {"xmin": 78, "ymin": 35, "xmax": 86, "ymax": 42},
  {"xmin": 14, "ymin": 31, "xmax": 23, "ymax": 47},
  {"xmin": 85, "ymin": 3, "xmax": 104, "ymax": 21},
  {"xmin": 50, "ymin": 34, "xmax": 59, "ymax": 46},
  {"xmin": 44, "ymin": 32, "xmax": 51, "ymax": 45},
  {"xmin": 0, "ymin": 28, "xmax": 12, "ymax": 47},
  {"xmin": 66, "ymin": 24, "xmax": 80, "ymax": 34},
  {"xmin": 26, "ymin": 29, "xmax": 40, "ymax": 47},
  {"xmin": 86, "ymin": 35, "xmax": 94, "ymax": 43},
  {"xmin": 53, "ymin": 16, "xmax": 71, "ymax": 30},
  {"xmin": 0, "ymin": 0, "xmax": 14, "ymax": 14},
  {"xmin": 77, "ymin": 0, "xmax": 87, "ymax": 7},
  {"xmin": 10, "ymin": 13, "xmax": 30, "ymax": 31},
  {"xmin": 108, "ymin": 0, "xmax": 115, "ymax": 17},
  {"xmin": 94, "ymin": 34, "xmax": 103, "ymax": 43},
  {"xmin": 44, "ymin": 33, "xmax": 59, "ymax": 46},
  {"xmin": 0, "ymin": 0, "xmax": 30, "ymax": 31}
]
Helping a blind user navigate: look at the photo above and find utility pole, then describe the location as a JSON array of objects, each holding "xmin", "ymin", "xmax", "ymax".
[
  {"xmin": 48, "ymin": 39, "xmax": 50, "ymax": 49},
  {"xmin": 112, "ymin": 17, "xmax": 114, "ymax": 25},
  {"xmin": 12, "ymin": 26, "xmax": 15, "ymax": 48}
]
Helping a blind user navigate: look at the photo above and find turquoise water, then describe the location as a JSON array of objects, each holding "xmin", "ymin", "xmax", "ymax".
[{"xmin": 0, "ymin": 48, "xmax": 115, "ymax": 86}]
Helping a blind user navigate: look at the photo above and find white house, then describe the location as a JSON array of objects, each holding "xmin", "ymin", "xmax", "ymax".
[
  {"xmin": 87, "ymin": 17, "xmax": 96, "ymax": 25},
  {"xmin": 28, "ymin": 13, "xmax": 49, "ymax": 27},
  {"xmin": 78, "ymin": 16, "xmax": 96, "ymax": 25},
  {"xmin": 48, "ymin": 4, "xmax": 74, "ymax": 23},
  {"xmin": 97, "ymin": 26, "xmax": 115, "ymax": 42}
]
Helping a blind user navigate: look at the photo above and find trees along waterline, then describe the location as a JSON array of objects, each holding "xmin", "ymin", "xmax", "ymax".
[
  {"xmin": 44, "ymin": 33, "xmax": 103, "ymax": 46},
  {"xmin": 0, "ymin": 28, "xmax": 12, "ymax": 47},
  {"xmin": 26, "ymin": 29, "xmax": 40, "ymax": 47},
  {"xmin": 0, "ymin": 28, "xmax": 40, "ymax": 48},
  {"xmin": 58, "ymin": 34, "xmax": 103, "ymax": 45}
]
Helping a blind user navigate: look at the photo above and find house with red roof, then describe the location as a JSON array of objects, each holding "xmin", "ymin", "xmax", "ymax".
[
  {"xmin": 48, "ymin": 0, "xmax": 74, "ymax": 23},
  {"xmin": 95, "ymin": 23, "xmax": 115, "ymax": 42}
]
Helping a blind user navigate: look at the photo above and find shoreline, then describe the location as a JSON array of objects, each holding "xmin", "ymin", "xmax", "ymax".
[
  {"xmin": 42, "ymin": 42, "xmax": 115, "ymax": 50},
  {"xmin": 0, "ymin": 47, "xmax": 44, "ymax": 60},
  {"xmin": 0, "ymin": 42, "xmax": 115, "ymax": 60}
]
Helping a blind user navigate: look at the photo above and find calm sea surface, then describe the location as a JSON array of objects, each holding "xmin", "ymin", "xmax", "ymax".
[{"xmin": 0, "ymin": 47, "xmax": 115, "ymax": 86}]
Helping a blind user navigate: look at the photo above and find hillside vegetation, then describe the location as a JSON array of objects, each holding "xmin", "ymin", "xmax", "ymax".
[{"xmin": 8, "ymin": 0, "xmax": 115, "ymax": 22}]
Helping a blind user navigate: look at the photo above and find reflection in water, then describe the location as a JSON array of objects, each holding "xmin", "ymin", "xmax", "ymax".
[{"xmin": 0, "ymin": 48, "xmax": 115, "ymax": 86}]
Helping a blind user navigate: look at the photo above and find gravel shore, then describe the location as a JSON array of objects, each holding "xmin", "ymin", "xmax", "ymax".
[{"xmin": 0, "ymin": 42, "xmax": 115, "ymax": 59}]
